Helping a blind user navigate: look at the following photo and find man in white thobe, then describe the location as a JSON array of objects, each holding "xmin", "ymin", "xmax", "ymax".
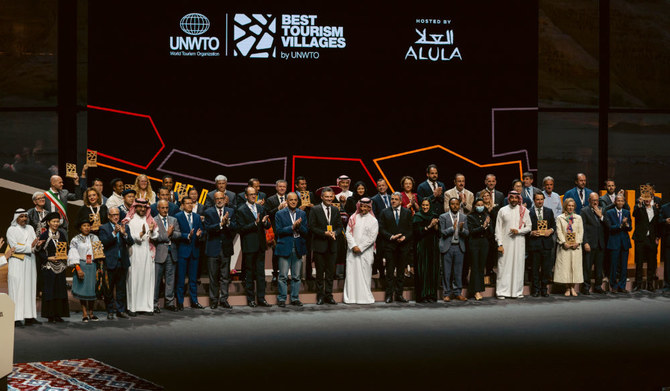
[
  {"xmin": 123, "ymin": 199, "xmax": 158, "ymax": 315},
  {"xmin": 495, "ymin": 191, "xmax": 531, "ymax": 299},
  {"xmin": 344, "ymin": 198, "xmax": 378, "ymax": 304},
  {"xmin": 6, "ymin": 208, "xmax": 41, "ymax": 326}
]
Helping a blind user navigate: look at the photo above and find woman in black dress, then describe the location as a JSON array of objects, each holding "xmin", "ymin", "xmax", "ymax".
[
  {"xmin": 467, "ymin": 198, "xmax": 492, "ymax": 300},
  {"xmin": 344, "ymin": 181, "xmax": 368, "ymax": 216},
  {"xmin": 36, "ymin": 212, "xmax": 70, "ymax": 322},
  {"xmin": 413, "ymin": 199, "xmax": 440, "ymax": 302}
]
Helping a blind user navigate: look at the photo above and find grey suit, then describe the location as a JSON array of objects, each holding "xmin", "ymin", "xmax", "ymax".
[
  {"xmin": 439, "ymin": 212, "xmax": 469, "ymax": 296},
  {"xmin": 44, "ymin": 187, "xmax": 82, "ymax": 230},
  {"xmin": 153, "ymin": 214, "xmax": 181, "ymax": 307}
]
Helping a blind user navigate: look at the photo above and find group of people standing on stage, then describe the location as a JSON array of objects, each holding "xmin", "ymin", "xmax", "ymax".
[{"xmin": 2, "ymin": 163, "xmax": 669, "ymax": 327}]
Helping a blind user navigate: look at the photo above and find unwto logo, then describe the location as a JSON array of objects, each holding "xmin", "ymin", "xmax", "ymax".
[
  {"xmin": 233, "ymin": 14, "xmax": 277, "ymax": 58},
  {"xmin": 170, "ymin": 13, "xmax": 221, "ymax": 57}
]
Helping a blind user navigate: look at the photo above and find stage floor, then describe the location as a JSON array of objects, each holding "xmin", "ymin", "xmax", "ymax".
[{"xmin": 13, "ymin": 291, "xmax": 670, "ymax": 391}]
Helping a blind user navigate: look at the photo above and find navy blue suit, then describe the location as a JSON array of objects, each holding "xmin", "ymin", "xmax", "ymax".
[
  {"xmin": 98, "ymin": 222, "xmax": 133, "ymax": 314},
  {"xmin": 417, "ymin": 179, "xmax": 446, "ymax": 215},
  {"xmin": 606, "ymin": 208, "xmax": 632, "ymax": 290},
  {"xmin": 174, "ymin": 211, "xmax": 204, "ymax": 305},
  {"xmin": 527, "ymin": 207, "xmax": 556, "ymax": 294},
  {"xmin": 563, "ymin": 187, "xmax": 594, "ymax": 215},
  {"xmin": 233, "ymin": 202, "xmax": 271, "ymax": 303},
  {"xmin": 203, "ymin": 206, "xmax": 236, "ymax": 303},
  {"xmin": 275, "ymin": 208, "xmax": 308, "ymax": 257}
]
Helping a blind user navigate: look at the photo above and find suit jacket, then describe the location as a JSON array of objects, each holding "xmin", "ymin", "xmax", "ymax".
[
  {"xmin": 438, "ymin": 211, "xmax": 469, "ymax": 253},
  {"xmin": 522, "ymin": 186, "xmax": 542, "ymax": 202},
  {"xmin": 580, "ymin": 205, "xmax": 607, "ymax": 250},
  {"xmin": 600, "ymin": 193, "xmax": 631, "ymax": 212},
  {"xmin": 417, "ymin": 180, "xmax": 446, "ymax": 214},
  {"xmin": 659, "ymin": 202, "xmax": 670, "ymax": 248},
  {"xmin": 150, "ymin": 201, "xmax": 180, "ymax": 217},
  {"xmin": 191, "ymin": 202, "xmax": 207, "ymax": 216},
  {"xmin": 265, "ymin": 193, "xmax": 288, "ymax": 222},
  {"xmin": 233, "ymin": 202, "xmax": 271, "ymax": 253},
  {"xmin": 44, "ymin": 187, "xmax": 82, "ymax": 229},
  {"xmin": 153, "ymin": 214, "xmax": 180, "ymax": 263},
  {"xmin": 378, "ymin": 206, "xmax": 413, "ymax": 252},
  {"xmin": 606, "ymin": 208, "xmax": 632, "ymax": 250},
  {"xmin": 174, "ymin": 211, "xmax": 204, "ymax": 259},
  {"xmin": 204, "ymin": 206, "xmax": 236, "ymax": 257},
  {"xmin": 370, "ymin": 193, "xmax": 392, "ymax": 218},
  {"xmin": 204, "ymin": 189, "xmax": 237, "ymax": 210},
  {"xmin": 274, "ymin": 208, "xmax": 309, "ymax": 257},
  {"xmin": 632, "ymin": 204, "xmax": 660, "ymax": 242},
  {"xmin": 308, "ymin": 203, "xmax": 343, "ymax": 253},
  {"xmin": 527, "ymin": 206, "xmax": 556, "ymax": 251},
  {"xmin": 480, "ymin": 188, "xmax": 505, "ymax": 207},
  {"xmin": 235, "ymin": 191, "xmax": 267, "ymax": 207},
  {"xmin": 444, "ymin": 187, "xmax": 474, "ymax": 214},
  {"xmin": 563, "ymin": 187, "xmax": 593, "ymax": 214},
  {"xmin": 98, "ymin": 222, "xmax": 133, "ymax": 269}
]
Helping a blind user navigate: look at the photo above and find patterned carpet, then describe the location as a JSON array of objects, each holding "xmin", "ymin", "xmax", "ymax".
[{"xmin": 8, "ymin": 358, "xmax": 162, "ymax": 390}]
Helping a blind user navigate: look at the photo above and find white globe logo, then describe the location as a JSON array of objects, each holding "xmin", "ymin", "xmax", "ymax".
[{"xmin": 180, "ymin": 13, "xmax": 210, "ymax": 35}]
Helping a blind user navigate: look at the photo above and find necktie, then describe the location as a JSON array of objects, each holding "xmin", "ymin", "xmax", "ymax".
[
  {"xmin": 251, "ymin": 206, "xmax": 257, "ymax": 219},
  {"xmin": 579, "ymin": 189, "xmax": 584, "ymax": 203},
  {"xmin": 526, "ymin": 188, "xmax": 531, "ymax": 200},
  {"xmin": 326, "ymin": 206, "xmax": 330, "ymax": 222},
  {"xmin": 187, "ymin": 213, "xmax": 192, "ymax": 229},
  {"xmin": 280, "ymin": 196, "xmax": 284, "ymax": 203},
  {"xmin": 395, "ymin": 209, "xmax": 399, "ymax": 225},
  {"xmin": 383, "ymin": 195, "xmax": 389, "ymax": 208},
  {"xmin": 163, "ymin": 217, "xmax": 167, "ymax": 229},
  {"xmin": 218, "ymin": 208, "xmax": 223, "ymax": 218},
  {"xmin": 115, "ymin": 226, "xmax": 121, "ymax": 258},
  {"xmin": 618, "ymin": 210, "xmax": 622, "ymax": 224},
  {"xmin": 537, "ymin": 208, "xmax": 542, "ymax": 220},
  {"xmin": 431, "ymin": 181, "xmax": 436, "ymax": 191}
]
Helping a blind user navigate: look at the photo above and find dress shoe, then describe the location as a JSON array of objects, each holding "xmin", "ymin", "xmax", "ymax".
[
  {"xmin": 143, "ymin": 311, "xmax": 153, "ymax": 316},
  {"xmin": 191, "ymin": 302, "xmax": 205, "ymax": 309},
  {"xmin": 154, "ymin": 306, "xmax": 162, "ymax": 313},
  {"xmin": 55, "ymin": 316, "xmax": 64, "ymax": 322},
  {"xmin": 107, "ymin": 313, "xmax": 115, "ymax": 320},
  {"xmin": 290, "ymin": 300, "xmax": 304, "ymax": 307},
  {"xmin": 248, "ymin": 301, "xmax": 257, "ymax": 308},
  {"xmin": 257, "ymin": 299, "xmax": 271, "ymax": 307},
  {"xmin": 618, "ymin": 288, "xmax": 628, "ymax": 294},
  {"xmin": 593, "ymin": 288, "xmax": 606, "ymax": 295},
  {"xmin": 90, "ymin": 315, "xmax": 100, "ymax": 321},
  {"xmin": 220, "ymin": 300, "xmax": 232, "ymax": 309},
  {"xmin": 443, "ymin": 296, "xmax": 451, "ymax": 302},
  {"xmin": 116, "ymin": 312, "xmax": 129, "ymax": 319},
  {"xmin": 632, "ymin": 284, "xmax": 641, "ymax": 292},
  {"xmin": 210, "ymin": 302, "xmax": 219, "ymax": 310},
  {"xmin": 317, "ymin": 298, "xmax": 325, "ymax": 305},
  {"xmin": 127, "ymin": 311, "xmax": 137, "ymax": 317},
  {"xmin": 541, "ymin": 292, "xmax": 549, "ymax": 297},
  {"xmin": 531, "ymin": 292, "xmax": 540, "ymax": 297},
  {"xmin": 610, "ymin": 289, "xmax": 618, "ymax": 294},
  {"xmin": 15, "ymin": 320, "xmax": 24, "ymax": 328},
  {"xmin": 25, "ymin": 318, "xmax": 42, "ymax": 325},
  {"xmin": 454, "ymin": 295, "xmax": 467, "ymax": 301},
  {"xmin": 385, "ymin": 297, "xmax": 393, "ymax": 304},
  {"xmin": 395, "ymin": 296, "xmax": 409, "ymax": 303},
  {"xmin": 164, "ymin": 305, "xmax": 176, "ymax": 312},
  {"xmin": 325, "ymin": 297, "xmax": 338, "ymax": 305},
  {"xmin": 278, "ymin": 302, "xmax": 286, "ymax": 308},
  {"xmin": 48, "ymin": 317, "xmax": 56, "ymax": 323}
]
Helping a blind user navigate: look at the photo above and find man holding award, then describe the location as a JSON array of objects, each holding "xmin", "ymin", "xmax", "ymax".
[{"xmin": 527, "ymin": 193, "xmax": 555, "ymax": 297}]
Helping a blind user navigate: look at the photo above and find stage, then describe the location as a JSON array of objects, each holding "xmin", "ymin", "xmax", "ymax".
[{"xmin": 13, "ymin": 291, "xmax": 670, "ymax": 390}]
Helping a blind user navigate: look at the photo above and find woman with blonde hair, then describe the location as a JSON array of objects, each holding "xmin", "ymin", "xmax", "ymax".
[
  {"xmin": 555, "ymin": 198, "xmax": 584, "ymax": 296},
  {"xmin": 133, "ymin": 174, "xmax": 156, "ymax": 204}
]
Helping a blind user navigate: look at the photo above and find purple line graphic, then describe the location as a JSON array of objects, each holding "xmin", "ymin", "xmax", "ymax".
[
  {"xmin": 491, "ymin": 107, "xmax": 538, "ymax": 172},
  {"xmin": 156, "ymin": 149, "xmax": 287, "ymax": 186}
]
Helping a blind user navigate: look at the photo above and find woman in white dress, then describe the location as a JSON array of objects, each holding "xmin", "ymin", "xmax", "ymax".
[
  {"xmin": 343, "ymin": 197, "xmax": 378, "ymax": 304},
  {"xmin": 555, "ymin": 198, "xmax": 584, "ymax": 297}
]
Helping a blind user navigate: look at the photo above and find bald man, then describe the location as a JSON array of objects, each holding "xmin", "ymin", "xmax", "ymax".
[{"xmin": 43, "ymin": 174, "xmax": 82, "ymax": 231}]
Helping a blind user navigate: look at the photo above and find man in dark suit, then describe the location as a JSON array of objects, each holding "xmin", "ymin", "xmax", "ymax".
[
  {"xmin": 482, "ymin": 174, "xmax": 505, "ymax": 206},
  {"xmin": 274, "ymin": 192, "xmax": 309, "ymax": 307},
  {"xmin": 204, "ymin": 191, "xmax": 235, "ymax": 309},
  {"xmin": 599, "ymin": 179, "xmax": 618, "ymax": 209},
  {"xmin": 98, "ymin": 207, "xmax": 133, "ymax": 319},
  {"xmin": 161, "ymin": 175, "xmax": 180, "ymax": 205},
  {"xmin": 150, "ymin": 187, "xmax": 180, "ymax": 217},
  {"xmin": 378, "ymin": 192, "xmax": 413, "ymax": 303},
  {"xmin": 232, "ymin": 186, "xmax": 272, "ymax": 307},
  {"xmin": 308, "ymin": 187, "xmax": 343, "ymax": 305},
  {"xmin": 370, "ymin": 178, "xmax": 391, "ymax": 279},
  {"xmin": 152, "ymin": 200, "xmax": 180, "ymax": 312},
  {"xmin": 580, "ymin": 193, "xmax": 608, "ymax": 294},
  {"xmin": 632, "ymin": 194, "xmax": 660, "ymax": 291},
  {"xmin": 235, "ymin": 178, "xmax": 267, "ymax": 207},
  {"xmin": 659, "ymin": 202, "xmax": 670, "ymax": 292},
  {"xmin": 438, "ymin": 197, "xmax": 469, "ymax": 301},
  {"xmin": 265, "ymin": 179, "xmax": 289, "ymax": 284},
  {"xmin": 606, "ymin": 195, "xmax": 632, "ymax": 293},
  {"xmin": 204, "ymin": 175, "xmax": 237, "ymax": 210},
  {"xmin": 174, "ymin": 197, "xmax": 204, "ymax": 310},
  {"xmin": 527, "ymin": 193, "xmax": 556, "ymax": 297},
  {"xmin": 563, "ymin": 173, "xmax": 593, "ymax": 214},
  {"xmin": 296, "ymin": 176, "xmax": 316, "ymax": 280},
  {"xmin": 44, "ymin": 174, "xmax": 82, "ymax": 231},
  {"xmin": 521, "ymin": 172, "xmax": 542, "ymax": 202},
  {"xmin": 417, "ymin": 164, "xmax": 446, "ymax": 215}
]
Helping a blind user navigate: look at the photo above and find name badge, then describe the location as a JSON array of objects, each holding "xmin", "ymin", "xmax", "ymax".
[{"xmin": 86, "ymin": 254, "xmax": 92, "ymax": 264}]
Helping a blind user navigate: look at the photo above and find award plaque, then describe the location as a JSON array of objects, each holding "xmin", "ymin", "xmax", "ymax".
[
  {"xmin": 65, "ymin": 163, "xmax": 77, "ymax": 178},
  {"xmin": 86, "ymin": 150, "xmax": 98, "ymax": 167},
  {"xmin": 54, "ymin": 242, "xmax": 68, "ymax": 260},
  {"xmin": 89, "ymin": 213, "xmax": 101, "ymax": 230},
  {"xmin": 640, "ymin": 184, "xmax": 653, "ymax": 200},
  {"xmin": 332, "ymin": 202, "xmax": 341, "ymax": 209},
  {"xmin": 327, "ymin": 225, "xmax": 333, "ymax": 232},
  {"xmin": 300, "ymin": 191, "xmax": 310, "ymax": 205},
  {"xmin": 537, "ymin": 220, "xmax": 548, "ymax": 235},
  {"xmin": 92, "ymin": 241, "xmax": 105, "ymax": 259},
  {"xmin": 124, "ymin": 184, "xmax": 134, "ymax": 190},
  {"xmin": 175, "ymin": 182, "xmax": 189, "ymax": 201},
  {"xmin": 566, "ymin": 232, "xmax": 576, "ymax": 245}
]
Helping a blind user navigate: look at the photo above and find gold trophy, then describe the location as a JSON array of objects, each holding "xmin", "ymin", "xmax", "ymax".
[
  {"xmin": 89, "ymin": 213, "xmax": 101, "ymax": 230},
  {"xmin": 640, "ymin": 184, "xmax": 653, "ymax": 200},
  {"xmin": 86, "ymin": 150, "xmax": 98, "ymax": 167},
  {"xmin": 537, "ymin": 220, "xmax": 548, "ymax": 236},
  {"xmin": 175, "ymin": 182, "xmax": 189, "ymax": 202},
  {"xmin": 124, "ymin": 184, "xmax": 134, "ymax": 190},
  {"xmin": 566, "ymin": 232, "xmax": 576, "ymax": 246},
  {"xmin": 65, "ymin": 163, "xmax": 77, "ymax": 179},
  {"xmin": 300, "ymin": 191, "xmax": 310, "ymax": 205},
  {"xmin": 92, "ymin": 241, "xmax": 105, "ymax": 259},
  {"xmin": 54, "ymin": 242, "xmax": 68, "ymax": 260},
  {"xmin": 332, "ymin": 202, "xmax": 341, "ymax": 209}
]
